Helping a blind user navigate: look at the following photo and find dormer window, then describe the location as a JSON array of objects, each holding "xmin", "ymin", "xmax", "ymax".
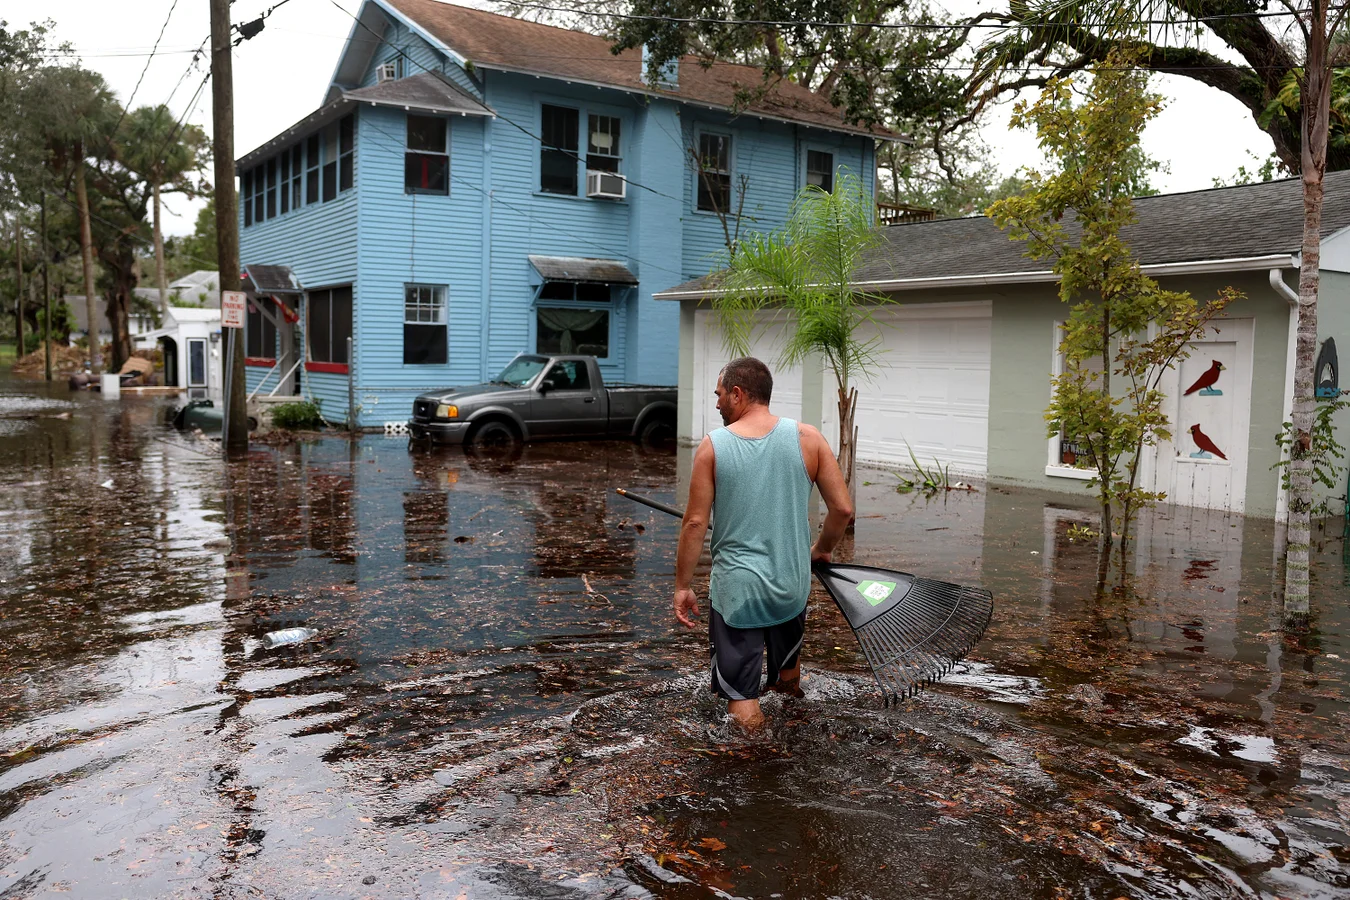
[{"xmin": 377, "ymin": 61, "xmax": 399, "ymax": 83}]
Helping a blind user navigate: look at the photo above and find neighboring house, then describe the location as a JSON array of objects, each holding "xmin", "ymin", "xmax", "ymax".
[
  {"xmin": 138, "ymin": 306, "xmax": 224, "ymax": 399},
  {"xmin": 660, "ymin": 172, "xmax": 1350, "ymax": 520},
  {"xmin": 236, "ymin": 0, "xmax": 891, "ymax": 427},
  {"xmin": 67, "ymin": 292, "xmax": 160, "ymax": 350},
  {"xmin": 167, "ymin": 271, "xmax": 221, "ymax": 309}
]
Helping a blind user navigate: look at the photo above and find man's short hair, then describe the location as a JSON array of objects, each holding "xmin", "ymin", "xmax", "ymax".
[{"xmin": 719, "ymin": 357, "xmax": 773, "ymax": 405}]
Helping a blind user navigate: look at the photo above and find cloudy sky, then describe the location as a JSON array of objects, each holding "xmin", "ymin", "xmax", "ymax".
[{"xmin": 25, "ymin": 0, "xmax": 1278, "ymax": 236}]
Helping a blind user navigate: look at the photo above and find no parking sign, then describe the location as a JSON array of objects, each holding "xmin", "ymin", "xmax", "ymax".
[{"xmin": 221, "ymin": 291, "xmax": 247, "ymax": 328}]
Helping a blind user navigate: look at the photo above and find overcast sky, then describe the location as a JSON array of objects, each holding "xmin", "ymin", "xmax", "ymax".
[{"xmin": 23, "ymin": 0, "xmax": 1278, "ymax": 237}]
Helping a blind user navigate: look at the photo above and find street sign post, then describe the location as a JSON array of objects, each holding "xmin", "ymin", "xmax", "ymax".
[{"xmin": 221, "ymin": 290, "xmax": 247, "ymax": 329}]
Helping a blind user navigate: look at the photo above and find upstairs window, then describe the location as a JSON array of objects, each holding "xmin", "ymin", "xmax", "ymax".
[
  {"xmin": 806, "ymin": 149, "xmax": 834, "ymax": 192},
  {"xmin": 265, "ymin": 157, "xmax": 277, "ymax": 220},
  {"xmin": 290, "ymin": 144, "xmax": 303, "ymax": 209},
  {"xmin": 322, "ymin": 123, "xmax": 338, "ymax": 203},
  {"xmin": 242, "ymin": 170, "xmax": 253, "ymax": 227},
  {"xmin": 339, "ymin": 114, "xmax": 355, "ymax": 192},
  {"xmin": 307, "ymin": 286, "xmax": 353, "ymax": 367},
  {"xmin": 696, "ymin": 132, "xmax": 731, "ymax": 213},
  {"xmin": 587, "ymin": 114, "xmax": 621, "ymax": 173},
  {"xmin": 540, "ymin": 104, "xmax": 579, "ymax": 195},
  {"xmin": 405, "ymin": 115, "xmax": 448, "ymax": 195},
  {"xmin": 306, "ymin": 134, "xmax": 320, "ymax": 205},
  {"xmin": 252, "ymin": 164, "xmax": 264, "ymax": 224},
  {"xmin": 404, "ymin": 284, "xmax": 447, "ymax": 365},
  {"xmin": 279, "ymin": 153, "xmax": 290, "ymax": 215}
]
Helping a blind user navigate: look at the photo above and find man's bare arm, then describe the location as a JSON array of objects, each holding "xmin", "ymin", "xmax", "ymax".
[
  {"xmin": 673, "ymin": 435, "xmax": 715, "ymax": 627},
  {"xmin": 805, "ymin": 426, "xmax": 853, "ymax": 562}
]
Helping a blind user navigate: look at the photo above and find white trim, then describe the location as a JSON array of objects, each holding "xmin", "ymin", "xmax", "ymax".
[
  {"xmin": 654, "ymin": 253, "xmax": 1300, "ymax": 301},
  {"xmin": 370, "ymin": 0, "xmax": 470, "ymax": 69},
  {"xmin": 1046, "ymin": 465, "xmax": 1095, "ymax": 480}
]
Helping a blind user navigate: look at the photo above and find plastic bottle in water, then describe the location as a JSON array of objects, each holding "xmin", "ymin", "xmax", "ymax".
[{"xmin": 262, "ymin": 627, "xmax": 318, "ymax": 649}]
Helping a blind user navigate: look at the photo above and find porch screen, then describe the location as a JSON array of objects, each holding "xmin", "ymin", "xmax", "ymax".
[
  {"xmin": 308, "ymin": 286, "xmax": 352, "ymax": 365},
  {"xmin": 536, "ymin": 308, "xmax": 608, "ymax": 358},
  {"xmin": 246, "ymin": 298, "xmax": 278, "ymax": 360}
]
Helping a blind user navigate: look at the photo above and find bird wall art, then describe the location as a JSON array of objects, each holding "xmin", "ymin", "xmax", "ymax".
[
  {"xmin": 1184, "ymin": 360, "xmax": 1226, "ymax": 396},
  {"xmin": 1188, "ymin": 424, "xmax": 1228, "ymax": 460}
]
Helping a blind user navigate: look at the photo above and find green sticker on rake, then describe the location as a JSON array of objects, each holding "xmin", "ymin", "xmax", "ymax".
[{"xmin": 856, "ymin": 580, "xmax": 897, "ymax": 606}]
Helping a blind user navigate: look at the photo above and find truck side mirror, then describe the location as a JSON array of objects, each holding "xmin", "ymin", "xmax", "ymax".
[{"xmin": 537, "ymin": 380, "xmax": 551, "ymax": 395}]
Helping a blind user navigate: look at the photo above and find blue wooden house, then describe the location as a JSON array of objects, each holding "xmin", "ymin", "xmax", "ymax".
[{"xmin": 237, "ymin": 0, "xmax": 886, "ymax": 426}]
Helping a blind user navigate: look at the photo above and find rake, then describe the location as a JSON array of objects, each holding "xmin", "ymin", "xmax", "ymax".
[{"xmin": 617, "ymin": 488, "xmax": 994, "ymax": 705}]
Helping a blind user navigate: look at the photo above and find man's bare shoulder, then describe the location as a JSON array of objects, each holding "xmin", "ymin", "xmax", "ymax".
[{"xmin": 795, "ymin": 422, "xmax": 825, "ymax": 441}]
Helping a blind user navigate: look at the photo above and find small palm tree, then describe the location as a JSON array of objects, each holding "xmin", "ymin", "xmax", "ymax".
[{"xmin": 714, "ymin": 170, "xmax": 889, "ymax": 500}]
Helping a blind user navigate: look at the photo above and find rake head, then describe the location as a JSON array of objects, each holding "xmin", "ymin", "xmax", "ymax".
[{"xmin": 812, "ymin": 564, "xmax": 994, "ymax": 705}]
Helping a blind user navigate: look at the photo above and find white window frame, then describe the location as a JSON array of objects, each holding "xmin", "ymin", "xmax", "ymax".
[
  {"xmin": 404, "ymin": 284, "xmax": 447, "ymax": 326},
  {"xmin": 586, "ymin": 113, "xmax": 622, "ymax": 174},
  {"xmin": 1046, "ymin": 319, "xmax": 1096, "ymax": 480}
]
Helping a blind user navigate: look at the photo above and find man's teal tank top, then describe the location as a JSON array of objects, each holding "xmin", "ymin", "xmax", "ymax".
[{"xmin": 708, "ymin": 417, "xmax": 813, "ymax": 628}]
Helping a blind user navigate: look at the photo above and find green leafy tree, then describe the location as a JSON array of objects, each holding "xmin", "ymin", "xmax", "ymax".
[
  {"xmin": 988, "ymin": 50, "xmax": 1238, "ymax": 570},
  {"xmin": 713, "ymin": 170, "xmax": 888, "ymax": 504},
  {"xmin": 163, "ymin": 196, "xmax": 219, "ymax": 280}
]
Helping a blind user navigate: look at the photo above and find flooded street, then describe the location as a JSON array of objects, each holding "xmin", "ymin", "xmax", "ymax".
[{"xmin": 1, "ymin": 372, "xmax": 1347, "ymax": 899}]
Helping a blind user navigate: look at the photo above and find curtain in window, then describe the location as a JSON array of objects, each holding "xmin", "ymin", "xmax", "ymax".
[{"xmin": 536, "ymin": 308, "xmax": 607, "ymax": 354}]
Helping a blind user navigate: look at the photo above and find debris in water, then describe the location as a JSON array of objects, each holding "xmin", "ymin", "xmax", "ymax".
[
  {"xmin": 99, "ymin": 479, "xmax": 114, "ymax": 489},
  {"xmin": 262, "ymin": 627, "xmax": 318, "ymax": 648}
]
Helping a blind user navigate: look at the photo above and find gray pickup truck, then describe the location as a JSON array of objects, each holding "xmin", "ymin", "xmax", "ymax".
[{"xmin": 408, "ymin": 354, "xmax": 677, "ymax": 447}]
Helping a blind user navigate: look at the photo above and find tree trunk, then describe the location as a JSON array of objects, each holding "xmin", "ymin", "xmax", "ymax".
[
  {"xmin": 1283, "ymin": 4, "xmax": 1332, "ymax": 630},
  {"xmin": 14, "ymin": 216, "xmax": 23, "ymax": 356},
  {"xmin": 42, "ymin": 191, "xmax": 51, "ymax": 381},
  {"xmin": 837, "ymin": 384, "xmax": 859, "ymax": 530},
  {"xmin": 153, "ymin": 176, "xmax": 168, "ymax": 317},
  {"xmin": 73, "ymin": 145, "xmax": 101, "ymax": 374}
]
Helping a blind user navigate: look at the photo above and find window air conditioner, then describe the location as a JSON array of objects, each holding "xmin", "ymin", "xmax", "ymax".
[
  {"xmin": 586, "ymin": 170, "xmax": 627, "ymax": 200},
  {"xmin": 377, "ymin": 62, "xmax": 398, "ymax": 83}
]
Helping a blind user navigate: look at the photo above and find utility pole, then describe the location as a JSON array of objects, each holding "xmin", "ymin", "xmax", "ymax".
[
  {"xmin": 210, "ymin": 0, "xmax": 247, "ymax": 455},
  {"xmin": 14, "ymin": 215, "xmax": 23, "ymax": 358},
  {"xmin": 41, "ymin": 192, "xmax": 50, "ymax": 381}
]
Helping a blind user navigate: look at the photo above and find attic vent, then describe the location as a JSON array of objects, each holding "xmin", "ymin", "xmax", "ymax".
[{"xmin": 376, "ymin": 62, "xmax": 398, "ymax": 83}]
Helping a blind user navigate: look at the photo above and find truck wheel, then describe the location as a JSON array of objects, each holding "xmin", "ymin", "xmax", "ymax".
[
  {"xmin": 638, "ymin": 415, "xmax": 676, "ymax": 448},
  {"xmin": 467, "ymin": 420, "xmax": 519, "ymax": 451}
]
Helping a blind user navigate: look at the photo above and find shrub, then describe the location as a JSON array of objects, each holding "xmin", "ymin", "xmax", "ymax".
[{"xmin": 270, "ymin": 401, "xmax": 324, "ymax": 430}]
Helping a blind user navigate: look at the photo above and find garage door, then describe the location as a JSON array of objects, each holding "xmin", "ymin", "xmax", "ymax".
[
  {"xmin": 691, "ymin": 309, "xmax": 803, "ymax": 439},
  {"xmin": 824, "ymin": 301, "xmax": 992, "ymax": 476}
]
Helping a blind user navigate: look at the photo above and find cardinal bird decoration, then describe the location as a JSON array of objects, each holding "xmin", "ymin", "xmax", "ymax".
[
  {"xmin": 1184, "ymin": 360, "xmax": 1225, "ymax": 396},
  {"xmin": 1188, "ymin": 424, "xmax": 1228, "ymax": 460}
]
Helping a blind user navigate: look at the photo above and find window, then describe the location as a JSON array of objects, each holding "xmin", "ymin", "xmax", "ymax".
[
  {"xmin": 339, "ymin": 114, "xmax": 355, "ymax": 192},
  {"xmin": 246, "ymin": 297, "xmax": 278, "ymax": 360},
  {"xmin": 538, "ymin": 281, "xmax": 612, "ymax": 303},
  {"xmin": 307, "ymin": 286, "xmax": 353, "ymax": 367},
  {"xmin": 253, "ymin": 165, "xmax": 265, "ymax": 224},
  {"xmin": 403, "ymin": 284, "xmax": 447, "ymax": 365},
  {"xmin": 1048, "ymin": 321, "xmax": 1104, "ymax": 476},
  {"xmin": 290, "ymin": 145, "xmax": 303, "ymax": 209},
  {"xmin": 806, "ymin": 149, "xmax": 834, "ymax": 192},
  {"xmin": 405, "ymin": 115, "xmax": 448, "ymax": 195},
  {"xmin": 242, "ymin": 170, "xmax": 253, "ymax": 227},
  {"xmin": 279, "ymin": 153, "xmax": 290, "ymax": 215},
  {"xmin": 696, "ymin": 132, "xmax": 731, "ymax": 213},
  {"xmin": 377, "ymin": 58, "xmax": 401, "ymax": 83},
  {"xmin": 265, "ymin": 157, "xmax": 277, "ymax": 220},
  {"xmin": 587, "ymin": 114, "xmax": 621, "ymax": 174},
  {"xmin": 322, "ymin": 123, "xmax": 338, "ymax": 203},
  {"xmin": 540, "ymin": 104, "xmax": 579, "ymax": 195},
  {"xmin": 306, "ymin": 134, "xmax": 320, "ymax": 205},
  {"xmin": 542, "ymin": 359, "xmax": 591, "ymax": 391},
  {"xmin": 536, "ymin": 308, "xmax": 609, "ymax": 357}
]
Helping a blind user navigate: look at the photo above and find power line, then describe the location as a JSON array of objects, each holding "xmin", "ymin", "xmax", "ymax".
[{"xmin": 103, "ymin": 0, "xmax": 184, "ymax": 166}]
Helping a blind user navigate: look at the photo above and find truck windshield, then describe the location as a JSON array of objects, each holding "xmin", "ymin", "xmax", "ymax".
[{"xmin": 495, "ymin": 356, "xmax": 548, "ymax": 387}]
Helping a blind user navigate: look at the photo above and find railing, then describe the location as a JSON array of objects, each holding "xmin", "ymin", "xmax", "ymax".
[
  {"xmin": 876, "ymin": 202, "xmax": 938, "ymax": 226},
  {"xmin": 246, "ymin": 359, "xmax": 280, "ymax": 402}
]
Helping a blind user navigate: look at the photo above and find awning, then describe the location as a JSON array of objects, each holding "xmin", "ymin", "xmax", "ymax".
[
  {"xmin": 528, "ymin": 255, "xmax": 638, "ymax": 285},
  {"xmin": 242, "ymin": 264, "xmax": 303, "ymax": 294}
]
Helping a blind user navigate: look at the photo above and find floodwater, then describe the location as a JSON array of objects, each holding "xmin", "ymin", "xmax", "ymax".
[{"xmin": 1, "ymin": 372, "xmax": 1347, "ymax": 900}]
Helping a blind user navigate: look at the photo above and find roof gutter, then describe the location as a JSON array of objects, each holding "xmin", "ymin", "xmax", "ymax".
[{"xmin": 654, "ymin": 253, "xmax": 1298, "ymax": 301}]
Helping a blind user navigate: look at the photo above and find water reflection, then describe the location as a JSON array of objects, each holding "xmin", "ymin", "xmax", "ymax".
[{"xmin": 0, "ymin": 370, "xmax": 1346, "ymax": 898}]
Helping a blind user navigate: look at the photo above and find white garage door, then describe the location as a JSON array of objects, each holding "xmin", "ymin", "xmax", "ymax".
[
  {"xmin": 825, "ymin": 301, "xmax": 992, "ymax": 476},
  {"xmin": 691, "ymin": 309, "xmax": 802, "ymax": 439}
]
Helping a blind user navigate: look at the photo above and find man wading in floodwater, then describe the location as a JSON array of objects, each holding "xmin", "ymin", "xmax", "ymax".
[{"xmin": 673, "ymin": 357, "xmax": 853, "ymax": 729}]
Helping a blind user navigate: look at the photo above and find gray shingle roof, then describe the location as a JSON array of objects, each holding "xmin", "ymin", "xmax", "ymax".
[
  {"xmin": 342, "ymin": 71, "xmax": 492, "ymax": 117},
  {"xmin": 658, "ymin": 171, "xmax": 1350, "ymax": 297},
  {"xmin": 529, "ymin": 255, "xmax": 638, "ymax": 285}
]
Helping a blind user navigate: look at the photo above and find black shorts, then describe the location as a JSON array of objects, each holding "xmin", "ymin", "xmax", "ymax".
[{"xmin": 708, "ymin": 608, "xmax": 807, "ymax": 701}]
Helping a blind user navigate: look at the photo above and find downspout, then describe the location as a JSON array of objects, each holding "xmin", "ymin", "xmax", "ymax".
[{"xmin": 1271, "ymin": 266, "xmax": 1300, "ymax": 523}]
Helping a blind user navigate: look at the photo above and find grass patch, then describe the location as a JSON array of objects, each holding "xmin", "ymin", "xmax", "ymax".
[{"xmin": 0, "ymin": 342, "xmax": 16, "ymax": 366}]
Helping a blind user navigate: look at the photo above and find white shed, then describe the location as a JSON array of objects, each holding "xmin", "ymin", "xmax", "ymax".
[{"xmin": 139, "ymin": 307, "xmax": 223, "ymax": 401}]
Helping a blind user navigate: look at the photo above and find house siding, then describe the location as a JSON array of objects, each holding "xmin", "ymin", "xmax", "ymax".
[
  {"xmin": 359, "ymin": 19, "xmax": 479, "ymax": 99},
  {"xmin": 984, "ymin": 272, "xmax": 1292, "ymax": 518},
  {"xmin": 1317, "ymin": 269, "xmax": 1350, "ymax": 519}
]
